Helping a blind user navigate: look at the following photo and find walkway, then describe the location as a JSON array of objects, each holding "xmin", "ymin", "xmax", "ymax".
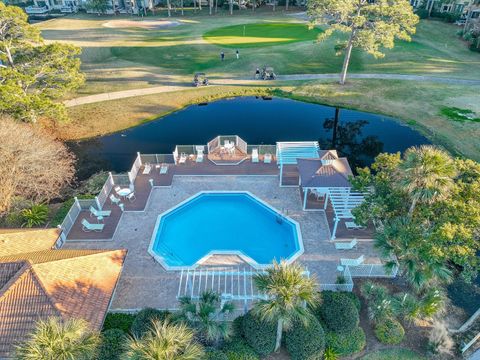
[{"xmin": 64, "ymin": 73, "xmax": 480, "ymax": 107}]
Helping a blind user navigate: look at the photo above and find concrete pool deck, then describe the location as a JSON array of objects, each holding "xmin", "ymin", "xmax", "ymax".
[{"xmin": 64, "ymin": 175, "xmax": 382, "ymax": 311}]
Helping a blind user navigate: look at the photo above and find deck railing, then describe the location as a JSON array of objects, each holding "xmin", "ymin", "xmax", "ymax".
[
  {"xmin": 128, "ymin": 152, "xmax": 142, "ymax": 184},
  {"xmin": 348, "ymin": 262, "xmax": 398, "ymax": 278},
  {"xmin": 246, "ymin": 145, "xmax": 277, "ymax": 156},
  {"xmin": 96, "ymin": 173, "xmax": 114, "ymax": 209},
  {"xmin": 140, "ymin": 154, "xmax": 175, "ymax": 165}
]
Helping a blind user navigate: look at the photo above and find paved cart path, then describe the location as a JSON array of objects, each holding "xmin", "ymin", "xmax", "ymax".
[{"xmin": 64, "ymin": 73, "xmax": 480, "ymax": 107}]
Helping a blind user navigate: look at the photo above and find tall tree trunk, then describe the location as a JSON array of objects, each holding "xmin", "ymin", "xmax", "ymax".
[
  {"xmin": 5, "ymin": 47, "xmax": 14, "ymax": 67},
  {"xmin": 274, "ymin": 319, "xmax": 283, "ymax": 352},
  {"xmin": 181, "ymin": 0, "xmax": 184, "ymax": 15},
  {"xmin": 408, "ymin": 197, "xmax": 418, "ymax": 218},
  {"xmin": 199, "ymin": 0, "xmax": 202, "ymax": 10},
  {"xmin": 285, "ymin": 0, "xmax": 288, "ymax": 11},
  {"xmin": 252, "ymin": 0, "xmax": 255, "ymax": 11},
  {"xmin": 167, "ymin": 0, "xmax": 171, "ymax": 16},
  {"xmin": 339, "ymin": 30, "xmax": 355, "ymax": 85},
  {"xmin": 273, "ymin": 0, "xmax": 275, "ymax": 11},
  {"xmin": 215, "ymin": 0, "xmax": 218, "ymax": 13},
  {"xmin": 209, "ymin": 0, "xmax": 212, "ymax": 14},
  {"xmin": 229, "ymin": 0, "xmax": 233, "ymax": 14}
]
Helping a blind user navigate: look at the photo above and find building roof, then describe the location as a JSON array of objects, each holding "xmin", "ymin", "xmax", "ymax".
[
  {"xmin": 0, "ymin": 249, "xmax": 126, "ymax": 358},
  {"xmin": 297, "ymin": 155, "xmax": 353, "ymax": 188},
  {"xmin": 0, "ymin": 228, "xmax": 61, "ymax": 257}
]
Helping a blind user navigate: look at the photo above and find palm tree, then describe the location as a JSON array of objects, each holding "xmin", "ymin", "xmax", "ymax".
[
  {"xmin": 124, "ymin": 319, "xmax": 203, "ymax": 360},
  {"xmin": 252, "ymin": 260, "xmax": 319, "ymax": 352},
  {"xmin": 15, "ymin": 317, "xmax": 100, "ymax": 360},
  {"xmin": 375, "ymin": 216, "xmax": 452, "ymax": 290},
  {"xmin": 397, "ymin": 146, "xmax": 456, "ymax": 217},
  {"xmin": 178, "ymin": 290, "xmax": 234, "ymax": 346}
]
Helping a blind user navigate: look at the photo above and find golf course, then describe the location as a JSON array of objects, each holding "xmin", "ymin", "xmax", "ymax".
[{"xmin": 36, "ymin": 10, "xmax": 480, "ymax": 161}]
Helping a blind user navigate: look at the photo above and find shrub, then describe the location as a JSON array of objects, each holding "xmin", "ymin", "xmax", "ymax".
[
  {"xmin": 232, "ymin": 315, "xmax": 244, "ymax": 338},
  {"xmin": 374, "ymin": 318, "xmax": 405, "ymax": 345},
  {"xmin": 21, "ymin": 203, "xmax": 49, "ymax": 227},
  {"xmin": 323, "ymin": 347, "xmax": 339, "ymax": 360},
  {"xmin": 50, "ymin": 195, "xmax": 95, "ymax": 227},
  {"xmin": 415, "ymin": 9, "xmax": 429, "ymax": 19},
  {"xmin": 222, "ymin": 338, "xmax": 259, "ymax": 360},
  {"xmin": 130, "ymin": 308, "xmax": 171, "ymax": 337},
  {"xmin": 325, "ymin": 327, "xmax": 366, "ymax": 356},
  {"xmin": 96, "ymin": 329, "xmax": 125, "ymax": 360},
  {"xmin": 285, "ymin": 317, "xmax": 325, "ymax": 360},
  {"xmin": 313, "ymin": 291, "xmax": 359, "ymax": 334},
  {"xmin": 241, "ymin": 311, "xmax": 276, "ymax": 357},
  {"xmin": 102, "ymin": 312, "xmax": 136, "ymax": 333},
  {"xmin": 204, "ymin": 347, "xmax": 229, "ymax": 360}
]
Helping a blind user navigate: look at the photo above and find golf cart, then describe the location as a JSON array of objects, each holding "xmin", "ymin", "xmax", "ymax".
[
  {"xmin": 193, "ymin": 73, "xmax": 209, "ymax": 87},
  {"xmin": 261, "ymin": 66, "xmax": 276, "ymax": 80}
]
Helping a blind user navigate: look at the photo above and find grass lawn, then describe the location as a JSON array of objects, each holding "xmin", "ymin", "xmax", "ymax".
[
  {"xmin": 35, "ymin": 10, "xmax": 480, "ymax": 161},
  {"xmin": 203, "ymin": 23, "xmax": 322, "ymax": 48},
  {"xmin": 360, "ymin": 348, "xmax": 426, "ymax": 360},
  {"xmin": 37, "ymin": 11, "xmax": 480, "ymax": 97}
]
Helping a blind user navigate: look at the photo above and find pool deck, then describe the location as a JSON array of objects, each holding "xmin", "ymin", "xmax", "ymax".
[{"xmin": 64, "ymin": 175, "xmax": 381, "ymax": 311}]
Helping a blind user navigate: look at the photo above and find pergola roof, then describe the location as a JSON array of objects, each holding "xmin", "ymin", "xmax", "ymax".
[
  {"xmin": 328, "ymin": 187, "xmax": 365, "ymax": 219},
  {"xmin": 276, "ymin": 141, "xmax": 320, "ymax": 165},
  {"xmin": 298, "ymin": 157, "xmax": 353, "ymax": 188}
]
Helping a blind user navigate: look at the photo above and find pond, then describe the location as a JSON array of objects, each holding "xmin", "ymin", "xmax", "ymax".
[{"xmin": 70, "ymin": 96, "xmax": 431, "ymax": 180}]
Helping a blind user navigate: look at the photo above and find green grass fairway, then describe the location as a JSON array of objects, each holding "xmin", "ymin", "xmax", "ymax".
[{"xmin": 203, "ymin": 23, "xmax": 322, "ymax": 48}]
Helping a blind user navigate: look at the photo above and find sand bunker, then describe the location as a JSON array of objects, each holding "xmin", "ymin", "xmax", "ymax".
[{"xmin": 103, "ymin": 19, "xmax": 180, "ymax": 30}]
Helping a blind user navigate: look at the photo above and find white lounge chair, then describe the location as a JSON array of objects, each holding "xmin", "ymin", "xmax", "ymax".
[
  {"xmin": 335, "ymin": 239, "xmax": 358, "ymax": 250},
  {"xmin": 252, "ymin": 148, "xmax": 259, "ymax": 163},
  {"xmin": 89, "ymin": 206, "xmax": 111, "ymax": 218},
  {"xmin": 126, "ymin": 192, "xmax": 136, "ymax": 202},
  {"xmin": 178, "ymin": 153, "xmax": 187, "ymax": 164},
  {"xmin": 110, "ymin": 194, "xmax": 121, "ymax": 205},
  {"xmin": 340, "ymin": 255, "xmax": 365, "ymax": 266},
  {"xmin": 81, "ymin": 219, "xmax": 104, "ymax": 232},
  {"xmin": 142, "ymin": 164, "xmax": 152, "ymax": 175},
  {"xmin": 160, "ymin": 164, "xmax": 168, "ymax": 174},
  {"xmin": 345, "ymin": 221, "xmax": 365, "ymax": 230},
  {"xmin": 264, "ymin": 153, "xmax": 272, "ymax": 164},
  {"xmin": 196, "ymin": 146, "xmax": 204, "ymax": 163}
]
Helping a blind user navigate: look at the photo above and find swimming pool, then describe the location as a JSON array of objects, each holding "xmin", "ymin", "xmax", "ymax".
[{"xmin": 148, "ymin": 192, "xmax": 303, "ymax": 270}]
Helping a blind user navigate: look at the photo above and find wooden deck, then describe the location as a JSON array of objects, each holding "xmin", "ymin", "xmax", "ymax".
[
  {"xmin": 67, "ymin": 160, "xmax": 280, "ymax": 240},
  {"xmin": 325, "ymin": 203, "xmax": 375, "ymax": 241}
]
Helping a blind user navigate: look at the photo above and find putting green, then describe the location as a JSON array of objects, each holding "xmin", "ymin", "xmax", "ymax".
[{"xmin": 203, "ymin": 23, "xmax": 322, "ymax": 48}]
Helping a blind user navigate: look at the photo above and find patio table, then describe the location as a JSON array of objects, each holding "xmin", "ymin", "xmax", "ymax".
[{"xmin": 117, "ymin": 188, "xmax": 132, "ymax": 199}]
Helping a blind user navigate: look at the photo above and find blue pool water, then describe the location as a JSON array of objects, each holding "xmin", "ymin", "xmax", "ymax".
[{"xmin": 149, "ymin": 192, "xmax": 302, "ymax": 269}]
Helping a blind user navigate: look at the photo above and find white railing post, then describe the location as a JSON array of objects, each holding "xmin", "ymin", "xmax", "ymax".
[
  {"xmin": 137, "ymin": 152, "xmax": 142, "ymax": 166},
  {"xmin": 75, "ymin": 197, "xmax": 81, "ymax": 210},
  {"xmin": 95, "ymin": 196, "xmax": 101, "ymax": 210}
]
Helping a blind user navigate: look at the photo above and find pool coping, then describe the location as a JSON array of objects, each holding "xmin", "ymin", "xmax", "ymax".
[{"xmin": 147, "ymin": 190, "xmax": 304, "ymax": 271}]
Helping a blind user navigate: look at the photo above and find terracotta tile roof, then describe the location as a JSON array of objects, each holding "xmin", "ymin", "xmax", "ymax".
[
  {"xmin": 0, "ymin": 249, "xmax": 107, "ymax": 265},
  {"xmin": 297, "ymin": 157, "xmax": 353, "ymax": 188},
  {"xmin": 0, "ymin": 229, "xmax": 61, "ymax": 257},
  {"xmin": 0, "ymin": 249, "xmax": 126, "ymax": 358}
]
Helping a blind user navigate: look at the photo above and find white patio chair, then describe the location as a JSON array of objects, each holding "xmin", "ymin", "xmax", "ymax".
[
  {"xmin": 142, "ymin": 163, "xmax": 152, "ymax": 175},
  {"xmin": 160, "ymin": 164, "xmax": 168, "ymax": 174},
  {"xmin": 127, "ymin": 192, "xmax": 136, "ymax": 202},
  {"xmin": 81, "ymin": 219, "xmax": 104, "ymax": 232},
  {"xmin": 340, "ymin": 255, "xmax": 365, "ymax": 266},
  {"xmin": 264, "ymin": 153, "xmax": 272, "ymax": 164},
  {"xmin": 110, "ymin": 194, "xmax": 121, "ymax": 205},
  {"xmin": 334, "ymin": 238, "xmax": 358, "ymax": 250},
  {"xmin": 178, "ymin": 153, "xmax": 187, "ymax": 164},
  {"xmin": 251, "ymin": 148, "xmax": 259, "ymax": 163},
  {"xmin": 89, "ymin": 206, "xmax": 111, "ymax": 218},
  {"xmin": 114, "ymin": 186, "xmax": 122, "ymax": 194}
]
